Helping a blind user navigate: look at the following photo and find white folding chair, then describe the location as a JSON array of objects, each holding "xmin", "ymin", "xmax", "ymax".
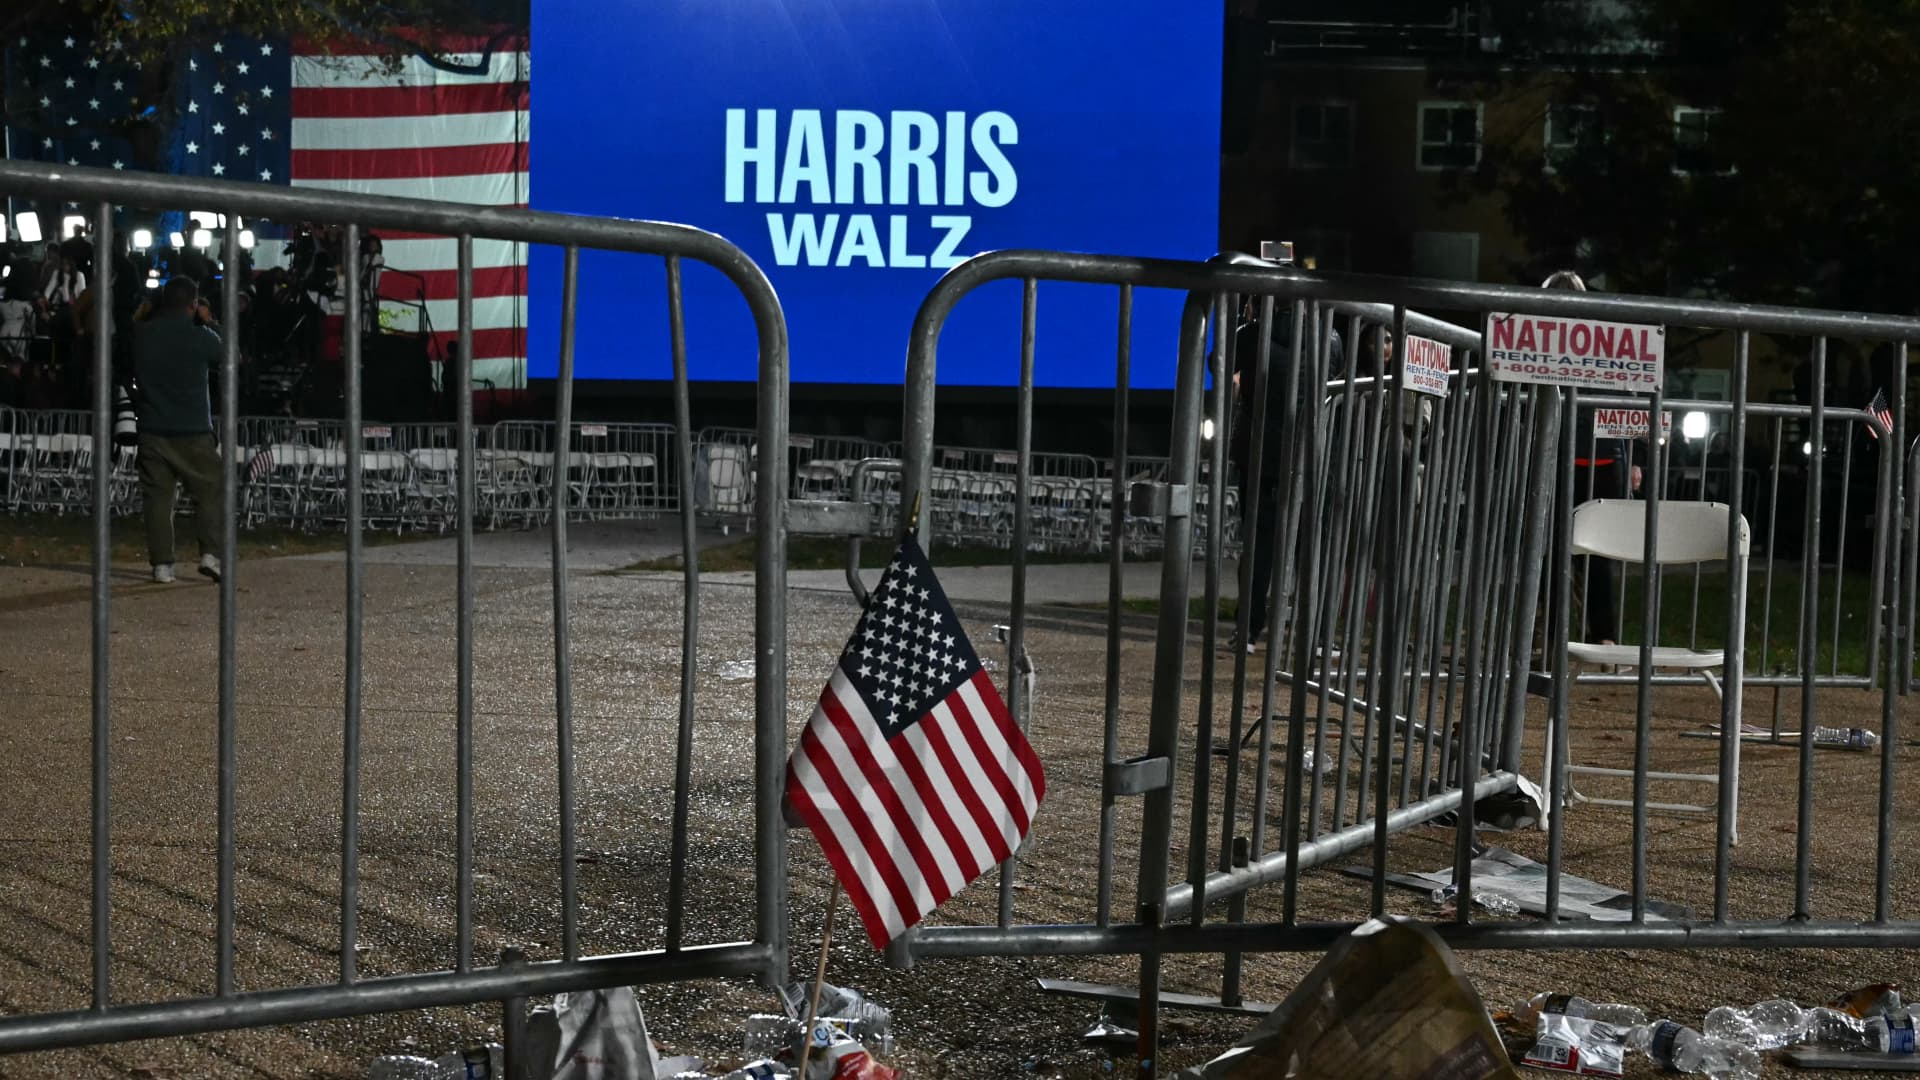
[
  {"xmin": 703, "ymin": 442, "xmax": 754, "ymax": 525},
  {"xmin": 1553, "ymin": 498, "xmax": 1750, "ymax": 844}
]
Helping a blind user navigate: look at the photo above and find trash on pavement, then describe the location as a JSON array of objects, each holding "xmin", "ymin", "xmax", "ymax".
[
  {"xmin": 744, "ymin": 1014, "xmax": 807, "ymax": 1062},
  {"xmin": 779, "ymin": 982, "xmax": 894, "ymax": 1057},
  {"xmin": 1866, "ymin": 1011, "xmax": 1918, "ymax": 1053},
  {"xmin": 1175, "ymin": 918, "xmax": 1520, "ymax": 1079},
  {"xmin": 369, "ymin": 1043, "xmax": 503, "ymax": 1079},
  {"xmin": 516, "ymin": 986, "xmax": 679, "ymax": 1080},
  {"xmin": 1430, "ymin": 775, "xmax": 1547, "ymax": 832},
  {"xmin": 716, "ymin": 1063, "xmax": 789, "ymax": 1079},
  {"xmin": 1513, "ymin": 993, "xmax": 1646, "ymax": 1029},
  {"xmin": 1520, "ymin": 1013, "xmax": 1629, "ymax": 1077},
  {"xmin": 1346, "ymin": 845, "xmax": 1694, "ymax": 922},
  {"xmin": 800, "ymin": 1023, "xmax": 898, "ymax": 1080},
  {"xmin": 1704, "ymin": 998, "xmax": 1871, "ymax": 1051},
  {"xmin": 1428, "ymin": 883, "xmax": 1521, "ymax": 918},
  {"xmin": 1812, "ymin": 725, "xmax": 1880, "ymax": 751},
  {"xmin": 1629, "ymin": 1021, "xmax": 1760, "ymax": 1079},
  {"xmin": 1081, "ymin": 1008, "xmax": 1138, "ymax": 1048},
  {"xmin": 1828, "ymin": 983, "xmax": 1904, "ymax": 1020}
]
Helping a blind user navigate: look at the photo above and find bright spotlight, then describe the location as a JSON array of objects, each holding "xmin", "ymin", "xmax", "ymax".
[
  {"xmin": 14, "ymin": 212, "xmax": 41, "ymax": 243},
  {"xmin": 132, "ymin": 229, "xmax": 153, "ymax": 251},
  {"xmin": 191, "ymin": 228, "xmax": 212, "ymax": 249},
  {"xmin": 1682, "ymin": 411, "xmax": 1709, "ymax": 440}
]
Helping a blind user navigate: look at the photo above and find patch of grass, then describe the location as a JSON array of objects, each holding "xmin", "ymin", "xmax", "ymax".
[
  {"xmin": 1617, "ymin": 563, "xmax": 1880, "ymax": 675},
  {"xmin": 626, "ymin": 535, "xmax": 1123, "ymax": 573},
  {"xmin": 1083, "ymin": 563, "xmax": 1886, "ymax": 675},
  {"xmin": 0, "ymin": 511, "xmax": 414, "ymax": 570}
]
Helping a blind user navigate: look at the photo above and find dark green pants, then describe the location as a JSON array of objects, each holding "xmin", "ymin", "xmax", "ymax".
[{"xmin": 138, "ymin": 432, "xmax": 224, "ymax": 565}]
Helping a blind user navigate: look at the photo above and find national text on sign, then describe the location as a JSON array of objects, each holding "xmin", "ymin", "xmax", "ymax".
[
  {"xmin": 1489, "ymin": 317, "xmax": 1657, "ymax": 364},
  {"xmin": 1404, "ymin": 336, "xmax": 1451, "ymax": 375}
]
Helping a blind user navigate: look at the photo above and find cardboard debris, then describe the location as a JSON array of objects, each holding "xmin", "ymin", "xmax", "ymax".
[
  {"xmin": 1177, "ymin": 919, "xmax": 1520, "ymax": 1079},
  {"xmin": 1344, "ymin": 846, "xmax": 1695, "ymax": 922}
]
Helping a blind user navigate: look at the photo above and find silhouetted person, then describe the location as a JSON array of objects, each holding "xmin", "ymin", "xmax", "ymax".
[
  {"xmin": 133, "ymin": 277, "xmax": 226, "ymax": 584},
  {"xmin": 1227, "ymin": 301, "xmax": 1340, "ymax": 650}
]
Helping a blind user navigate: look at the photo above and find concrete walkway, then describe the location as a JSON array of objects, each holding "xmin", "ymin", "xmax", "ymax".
[
  {"xmin": 698, "ymin": 559, "xmax": 1210, "ymax": 608},
  {"xmin": 284, "ymin": 517, "xmax": 1221, "ymax": 608},
  {"xmin": 284, "ymin": 518, "xmax": 735, "ymax": 572}
]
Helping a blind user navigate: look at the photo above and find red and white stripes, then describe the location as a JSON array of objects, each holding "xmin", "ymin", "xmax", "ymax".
[{"xmin": 291, "ymin": 37, "xmax": 528, "ymax": 388}]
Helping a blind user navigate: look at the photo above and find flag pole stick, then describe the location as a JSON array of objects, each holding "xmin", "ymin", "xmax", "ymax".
[{"xmin": 794, "ymin": 879, "xmax": 842, "ymax": 1078}]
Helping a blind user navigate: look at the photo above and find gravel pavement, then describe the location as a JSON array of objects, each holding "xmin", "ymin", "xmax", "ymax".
[{"xmin": 1, "ymin": 520, "xmax": 1917, "ymax": 1078}]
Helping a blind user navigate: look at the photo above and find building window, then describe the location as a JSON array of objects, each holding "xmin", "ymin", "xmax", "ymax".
[
  {"xmin": 1411, "ymin": 231, "xmax": 1480, "ymax": 281},
  {"xmin": 1417, "ymin": 102, "xmax": 1481, "ymax": 170},
  {"xmin": 1673, "ymin": 107, "xmax": 1732, "ymax": 175},
  {"xmin": 1544, "ymin": 104, "xmax": 1600, "ymax": 172},
  {"xmin": 1291, "ymin": 102, "xmax": 1354, "ymax": 168}
]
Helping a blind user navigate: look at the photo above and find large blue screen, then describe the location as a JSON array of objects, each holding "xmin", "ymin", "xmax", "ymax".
[{"xmin": 529, "ymin": 0, "xmax": 1221, "ymax": 388}]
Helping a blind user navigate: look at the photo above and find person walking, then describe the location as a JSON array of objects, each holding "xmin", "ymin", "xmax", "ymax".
[
  {"xmin": 1227, "ymin": 300, "xmax": 1340, "ymax": 651},
  {"xmin": 132, "ymin": 277, "xmax": 226, "ymax": 584}
]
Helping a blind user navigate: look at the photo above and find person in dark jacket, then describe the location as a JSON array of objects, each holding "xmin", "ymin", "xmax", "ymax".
[
  {"xmin": 1573, "ymin": 411, "xmax": 1643, "ymax": 643},
  {"xmin": 1226, "ymin": 300, "xmax": 1340, "ymax": 650},
  {"xmin": 133, "ymin": 277, "xmax": 226, "ymax": 584}
]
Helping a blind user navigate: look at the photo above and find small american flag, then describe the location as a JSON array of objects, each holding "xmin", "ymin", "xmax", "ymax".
[
  {"xmin": 1867, "ymin": 387, "xmax": 1894, "ymax": 439},
  {"xmin": 786, "ymin": 535, "xmax": 1045, "ymax": 949},
  {"xmin": 245, "ymin": 447, "xmax": 277, "ymax": 483}
]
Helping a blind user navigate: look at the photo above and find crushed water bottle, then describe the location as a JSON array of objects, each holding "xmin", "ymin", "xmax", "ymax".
[
  {"xmin": 744, "ymin": 1012, "xmax": 806, "ymax": 1060},
  {"xmin": 1518, "ymin": 993, "xmax": 1648, "ymax": 1028},
  {"xmin": 1704, "ymin": 999, "xmax": 1871, "ymax": 1051},
  {"xmin": 1629, "ymin": 1021, "xmax": 1760, "ymax": 1079},
  {"xmin": 1813, "ymin": 725, "xmax": 1880, "ymax": 750},
  {"xmin": 1867, "ymin": 1008, "xmax": 1920, "ymax": 1053},
  {"xmin": 368, "ymin": 1058, "xmax": 442, "ymax": 1080},
  {"xmin": 1429, "ymin": 883, "xmax": 1521, "ymax": 917},
  {"xmin": 368, "ymin": 1044, "xmax": 501, "ymax": 1079},
  {"xmin": 778, "ymin": 982, "xmax": 893, "ymax": 1056}
]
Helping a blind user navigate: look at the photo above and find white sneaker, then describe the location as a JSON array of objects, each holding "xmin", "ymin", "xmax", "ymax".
[
  {"xmin": 151, "ymin": 563, "xmax": 175, "ymax": 584},
  {"xmin": 198, "ymin": 554, "xmax": 222, "ymax": 582}
]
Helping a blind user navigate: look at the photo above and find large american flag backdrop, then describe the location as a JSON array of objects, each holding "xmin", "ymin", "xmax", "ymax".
[
  {"xmin": 787, "ymin": 535, "xmax": 1045, "ymax": 949},
  {"xmin": 3, "ymin": 30, "xmax": 529, "ymax": 390}
]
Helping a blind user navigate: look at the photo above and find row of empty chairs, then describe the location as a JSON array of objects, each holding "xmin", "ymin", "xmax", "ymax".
[{"xmin": 0, "ymin": 406, "xmax": 1239, "ymax": 551}]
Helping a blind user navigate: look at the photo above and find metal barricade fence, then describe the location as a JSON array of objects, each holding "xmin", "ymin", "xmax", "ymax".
[
  {"xmin": 13, "ymin": 407, "xmax": 116, "ymax": 516},
  {"xmin": 883, "ymin": 249, "xmax": 1920, "ymax": 1078},
  {"xmin": 1911, "ymin": 434, "xmax": 1920, "ymax": 691},
  {"xmin": 0, "ymin": 403, "xmax": 22, "ymax": 509},
  {"xmin": 699, "ymin": 425, "xmax": 897, "ymax": 508},
  {"xmin": 926, "ymin": 443, "xmax": 1102, "ymax": 552},
  {"xmin": 1569, "ymin": 399, "xmax": 1897, "ymax": 695},
  {"xmin": 0, "ymin": 159, "xmax": 791, "ymax": 1062}
]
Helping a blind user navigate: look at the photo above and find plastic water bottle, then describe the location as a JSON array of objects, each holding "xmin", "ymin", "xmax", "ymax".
[
  {"xmin": 1705, "ymin": 999, "xmax": 1871, "ymax": 1051},
  {"xmin": 368, "ymin": 1044, "xmax": 501, "ymax": 1080},
  {"xmin": 1428, "ymin": 884, "xmax": 1521, "ymax": 917},
  {"xmin": 1630, "ymin": 1021, "xmax": 1760, "ymax": 1079},
  {"xmin": 368, "ymin": 1058, "xmax": 442, "ymax": 1080},
  {"xmin": 1519, "ymin": 992, "xmax": 1648, "ymax": 1028},
  {"xmin": 1813, "ymin": 725, "xmax": 1880, "ymax": 750},
  {"xmin": 1867, "ymin": 1009, "xmax": 1919, "ymax": 1053}
]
